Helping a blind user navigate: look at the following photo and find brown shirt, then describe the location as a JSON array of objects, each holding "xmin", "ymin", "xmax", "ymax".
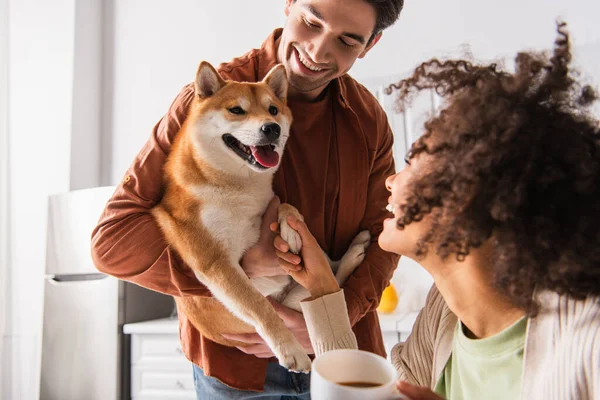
[{"xmin": 91, "ymin": 29, "xmax": 400, "ymax": 391}]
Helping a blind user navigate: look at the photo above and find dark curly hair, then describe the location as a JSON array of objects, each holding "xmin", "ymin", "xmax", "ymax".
[{"xmin": 385, "ymin": 22, "xmax": 600, "ymax": 313}]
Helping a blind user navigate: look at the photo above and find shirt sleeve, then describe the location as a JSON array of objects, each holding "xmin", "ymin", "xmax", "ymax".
[
  {"xmin": 391, "ymin": 286, "xmax": 447, "ymax": 387},
  {"xmin": 300, "ymin": 290, "xmax": 358, "ymax": 356},
  {"xmin": 343, "ymin": 110, "xmax": 401, "ymax": 326},
  {"xmin": 91, "ymin": 84, "xmax": 211, "ymax": 297}
]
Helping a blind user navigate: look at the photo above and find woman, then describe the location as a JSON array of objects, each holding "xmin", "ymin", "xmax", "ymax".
[{"xmin": 273, "ymin": 23, "xmax": 600, "ymax": 400}]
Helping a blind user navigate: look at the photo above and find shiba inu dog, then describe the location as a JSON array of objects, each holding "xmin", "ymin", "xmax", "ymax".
[{"xmin": 152, "ymin": 61, "xmax": 370, "ymax": 372}]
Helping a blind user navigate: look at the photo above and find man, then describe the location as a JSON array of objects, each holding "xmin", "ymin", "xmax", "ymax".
[{"xmin": 91, "ymin": 0, "xmax": 403, "ymax": 398}]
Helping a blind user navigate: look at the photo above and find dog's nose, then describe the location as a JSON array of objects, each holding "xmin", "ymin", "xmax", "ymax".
[{"xmin": 261, "ymin": 123, "xmax": 280, "ymax": 141}]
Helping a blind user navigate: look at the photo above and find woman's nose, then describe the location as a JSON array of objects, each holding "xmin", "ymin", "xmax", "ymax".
[{"xmin": 385, "ymin": 174, "xmax": 396, "ymax": 191}]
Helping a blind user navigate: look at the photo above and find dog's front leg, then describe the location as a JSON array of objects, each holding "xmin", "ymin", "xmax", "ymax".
[
  {"xmin": 193, "ymin": 262, "xmax": 311, "ymax": 372},
  {"xmin": 152, "ymin": 206, "xmax": 311, "ymax": 372}
]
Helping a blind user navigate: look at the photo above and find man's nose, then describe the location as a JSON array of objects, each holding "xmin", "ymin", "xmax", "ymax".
[{"xmin": 307, "ymin": 35, "xmax": 330, "ymax": 65}]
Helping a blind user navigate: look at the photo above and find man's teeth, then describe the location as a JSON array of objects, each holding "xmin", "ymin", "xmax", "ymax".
[
  {"xmin": 298, "ymin": 53, "xmax": 323, "ymax": 72},
  {"xmin": 386, "ymin": 203, "xmax": 397, "ymax": 214}
]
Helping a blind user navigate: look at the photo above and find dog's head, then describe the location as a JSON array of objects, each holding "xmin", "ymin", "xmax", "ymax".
[{"xmin": 188, "ymin": 61, "xmax": 292, "ymax": 175}]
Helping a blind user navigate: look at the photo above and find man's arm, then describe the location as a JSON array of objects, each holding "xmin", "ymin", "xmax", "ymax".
[
  {"xmin": 91, "ymin": 84, "xmax": 210, "ymax": 297},
  {"xmin": 343, "ymin": 112, "xmax": 400, "ymax": 326}
]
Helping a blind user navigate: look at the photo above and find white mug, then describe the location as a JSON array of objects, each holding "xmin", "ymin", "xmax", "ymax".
[{"xmin": 310, "ymin": 349, "xmax": 406, "ymax": 400}]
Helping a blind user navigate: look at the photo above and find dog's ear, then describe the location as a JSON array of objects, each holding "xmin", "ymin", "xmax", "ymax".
[
  {"xmin": 195, "ymin": 61, "xmax": 226, "ymax": 98},
  {"xmin": 263, "ymin": 64, "xmax": 288, "ymax": 103}
]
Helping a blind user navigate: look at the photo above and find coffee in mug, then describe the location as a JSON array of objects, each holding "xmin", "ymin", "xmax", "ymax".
[{"xmin": 310, "ymin": 349, "xmax": 406, "ymax": 400}]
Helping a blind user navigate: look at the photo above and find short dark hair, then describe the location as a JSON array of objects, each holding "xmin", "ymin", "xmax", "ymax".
[
  {"xmin": 365, "ymin": 0, "xmax": 404, "ymax": 43},
  {"xmin": 386, "ymin": 22, "xmax": 600, "ymax": 314}
]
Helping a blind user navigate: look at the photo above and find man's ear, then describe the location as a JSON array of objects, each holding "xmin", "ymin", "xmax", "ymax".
[
  {"xmin": 263, "ymin": 64, "xmax": 288, "ymax": 102},
  {"xmin": 194, "ymin": 61, "xmax": 226, "ymax": 98},
  {"xmin": 358, "ymin": 32, "xmax": 382, "ymax": 59},
  {"xmin": 284, "ymin": 0, "xmax": 294, "ymax": 17}
]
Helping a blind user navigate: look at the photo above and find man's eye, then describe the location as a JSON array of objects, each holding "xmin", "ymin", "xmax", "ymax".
[
  {"xmin": 303, "ymin": 18, "xmax": 319, "ymax": 29},
  {"xmin": 269, "ymin": 106, "xmax": 278, "ymax": 116},
  {"xmin": 340, "ymin": 39, "xmax": 356, "ymax": 49},
  {"xmin": 228, "ymin": 106, "xmax": 245, "ymax": 115}
]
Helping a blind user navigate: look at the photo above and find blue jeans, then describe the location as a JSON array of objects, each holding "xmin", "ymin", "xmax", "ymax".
[{"xmin": 193, "ymin": 362, "xmax": 311, "ymax": 399}]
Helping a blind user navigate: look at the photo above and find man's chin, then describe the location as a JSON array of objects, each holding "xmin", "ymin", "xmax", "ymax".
[{"xmin": 288, "ymin": 76, "xmax": 330, "ymax": 94}]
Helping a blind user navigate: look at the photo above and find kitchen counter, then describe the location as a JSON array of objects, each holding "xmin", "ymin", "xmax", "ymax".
[
  {"xmin": 124, "ymin": 311, "xmax": 418, "ymax": 337},
  {"xmin": 123, "ymin": 317, "xmax": 179, "ymax": 335}
]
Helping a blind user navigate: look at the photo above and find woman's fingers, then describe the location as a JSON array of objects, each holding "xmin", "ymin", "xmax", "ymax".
[
  {"xmin": 286, "ymin": 216, "xmax": 316, "ymax": 245},
  {"xmin": 275, "ymin": 248, "xmax": 300, "ymax": 264},
  {"xmin": 275, "ymin": 249, "xmax": 302, "ymax": 270},
  {"xmin": 273, "ymin": 235, "xmax": 290, "ymax": 253},
  {"xmin": 396, "ymin": 381, "xmax": 445, "ymax": 400}
]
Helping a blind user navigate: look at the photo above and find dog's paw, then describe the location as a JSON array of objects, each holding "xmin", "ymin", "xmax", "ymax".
[
  {"xmin": 278, "ymin": 346, "xmax": 312, "ymax": 373},
  {"xmin": 343, "ymin": 230, "xmax": 371, "ymax": 264},
  {"xmin": 280, "ymin": 218, "xmax": 302, "ymax": 255},
  {"xmin": 336, "ymin": 230, "xmax": 371, "ymax": 284},
  {"xmin": 351, "ymin": 230, "xmax": 371, "ymax": 249}
]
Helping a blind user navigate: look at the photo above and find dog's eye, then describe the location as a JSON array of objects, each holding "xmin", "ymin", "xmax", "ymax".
[
  {"xmin": 268, "ymin": 106, "xmax": 278, "ymax": 116},
  {"xmin": 228, "ymin": 106, "xmax": 245, "ymax": 115}
]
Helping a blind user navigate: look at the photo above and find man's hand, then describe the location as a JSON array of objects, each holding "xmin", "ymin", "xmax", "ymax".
[
  {"xmin": 396, "ymin": 381, "xmax": 446, "ymax": 400},
  {"xmin": 222, "ymin": 297, "xmax": 314, "ymax": 358},
  {"xmin": 241, "ymin": 196, "xmax": 287, "ymax": 278}
]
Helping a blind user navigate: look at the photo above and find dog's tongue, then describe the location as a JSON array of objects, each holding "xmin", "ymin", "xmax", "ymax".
[{"xmin": 250, "ymin": 145, "xmax": 279, "ymax": 168}]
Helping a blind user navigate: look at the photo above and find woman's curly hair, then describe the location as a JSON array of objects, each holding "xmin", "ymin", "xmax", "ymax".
[{"xmin": 385, "ymin": 22, "xmax": 600, "ymax": 313}]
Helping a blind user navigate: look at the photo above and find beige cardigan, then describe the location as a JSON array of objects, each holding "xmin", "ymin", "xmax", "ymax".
[{"xmin": 301, "ymin": 287, "xmax": 600, "ymax": 399}]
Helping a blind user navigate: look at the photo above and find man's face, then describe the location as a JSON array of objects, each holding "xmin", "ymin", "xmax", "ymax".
[{"xmin": 279, "ymin": 0, "xmax": 380, "ymax": 100}]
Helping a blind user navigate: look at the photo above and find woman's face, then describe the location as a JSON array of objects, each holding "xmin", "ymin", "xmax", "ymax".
[{"xmin": 378, "ymin": 157, "xmax": 432, "ymax": 258}]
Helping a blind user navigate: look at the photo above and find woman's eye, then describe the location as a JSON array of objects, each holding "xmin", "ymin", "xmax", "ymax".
[
  {"xmin": 269, "ymin": 106, "xmax": 278, "ymax": 116},
  {"xmin": 228, "ymin": 106, "xmax": 245, "ymax": 115}
]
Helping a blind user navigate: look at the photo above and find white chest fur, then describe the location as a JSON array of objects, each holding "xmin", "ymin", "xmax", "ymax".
[
  {"xmin": 191, "ymin": 178, "xmax": 297, "ymax": 308},
  {"xmin": 193, "ymin": 181, "xmax": 272, "ymax": 264}
]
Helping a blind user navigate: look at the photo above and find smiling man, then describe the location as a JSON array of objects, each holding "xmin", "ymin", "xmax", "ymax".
[
  {"xmin": 278, "ymin": 0, "xmax": 383, "ymax": 100},
  {"xmin": 91, "ymin": 0, "xmax": 404, "ymax": 398}
]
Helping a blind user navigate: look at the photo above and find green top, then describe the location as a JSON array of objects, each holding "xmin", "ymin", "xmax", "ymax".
[{"xmin": 434, "ymin": 316, "xmax": 528, "ymax": 399}]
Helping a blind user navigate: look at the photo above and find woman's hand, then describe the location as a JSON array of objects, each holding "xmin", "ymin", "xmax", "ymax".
[
  {"xmin": 270, "ymin": 216, "xmax": 340, "ymax": 299},
  {"xmin": 396, "ymin": 381, "xmax": 446, "ymax": 400}
]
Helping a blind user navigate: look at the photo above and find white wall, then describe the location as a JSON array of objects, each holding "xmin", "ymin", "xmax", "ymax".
[
  {"xmin": 4, "ymin": 1, "xmax": 105, "ymax": 398},
  {"xmin": 5, "ymin": 1, "xmax": 76, "ymax": 398},
  {"xmin": 355, "ymin": 0, "xmax": 600, "ymax": 80},
  {"xmin": 0, "ymin": 0, "xmax": 10, "ymax": 394}
]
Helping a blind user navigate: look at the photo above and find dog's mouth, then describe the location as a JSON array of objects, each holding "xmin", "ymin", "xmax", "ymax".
[{"xmin": 222, "ymin": 134, "xmax": 280, "ymax": 169}]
